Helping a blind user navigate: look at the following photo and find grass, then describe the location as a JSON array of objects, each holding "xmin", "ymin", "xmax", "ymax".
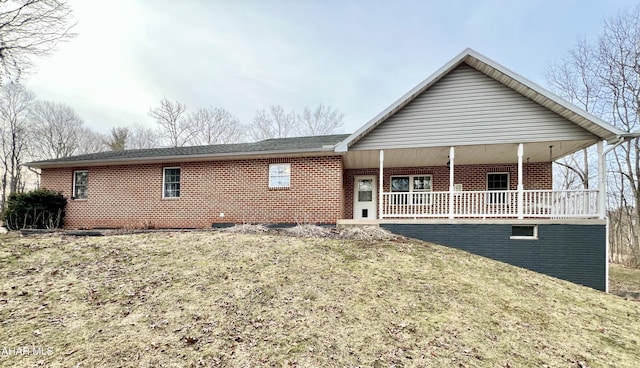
[
  {"xmin": 610, "ymin": 264, "xmax": 640, "ymax": 298},
  {"xmin": 0, "ymin": 231, "xmax": 639, "ymax": 367}
]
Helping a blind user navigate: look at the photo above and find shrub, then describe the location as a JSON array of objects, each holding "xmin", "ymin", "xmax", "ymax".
[{"xmin": 1, "ymin": 189, "xmax": 67, "ymax": 230}]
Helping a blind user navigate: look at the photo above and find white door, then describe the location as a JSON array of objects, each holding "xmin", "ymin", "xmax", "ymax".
[{"xmin": 354, "ymin": 176, "xmax": 376, "ymax": 219}]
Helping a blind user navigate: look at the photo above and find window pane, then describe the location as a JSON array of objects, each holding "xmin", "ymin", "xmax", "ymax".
[
  {"xmin": 269, "ymin": 164, "xmax": 291, "ymax": 188},
  {"xmin": 358, "ymin": 191, "xmax": 372, "ymax": 202},
  {"xmin": 74, "ymin": 171, "xmax": 88, "ymax": 199},
  {"xmin": 391, "ymin": 177, "xmax": 409, "ymax": 192},
  {"xmin": 75, "ymin": 171, "xmax": 88, "ymax": 186},
  {"xmin": 512, "ymin": 225, "xmax": 535, "ymax": 237},
  {"xmin": 488, "ymin": 173, "xmax": 509, "ymax": 190},
  {"xmin": 413, "ymin": 176, "xmax": 431, "ymax": 191},
  {"xmin": 359, "ymin": 179, "xmax": 372, "ymax": 191},
  {"xmin": 164, "ymin": 168, "xmax": 181, "ymax": 197}
]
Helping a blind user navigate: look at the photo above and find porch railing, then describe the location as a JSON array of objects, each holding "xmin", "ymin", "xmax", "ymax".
[{"xmin": 381, "ymin": 189, "xmax": 599, "ymax": 219}]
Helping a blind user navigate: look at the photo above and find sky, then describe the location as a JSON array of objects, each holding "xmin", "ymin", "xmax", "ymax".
[{"xmin": 24, "ymin": 0, "xmax": 640, "ymax": 136}]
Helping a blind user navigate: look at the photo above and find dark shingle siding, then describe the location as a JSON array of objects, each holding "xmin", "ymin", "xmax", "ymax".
[{"xmin": 27, "ymin": 134, "xmax": 350, "ymax": 166}]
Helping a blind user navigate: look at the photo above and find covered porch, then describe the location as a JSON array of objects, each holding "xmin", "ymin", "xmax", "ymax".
[{"xmin": 343, "ymin": 140, "xmax": 609, "ymax": 221}]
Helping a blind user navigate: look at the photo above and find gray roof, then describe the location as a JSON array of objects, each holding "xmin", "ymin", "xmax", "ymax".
[{"xmin": 27, "ymin": 134, "xmax": 350, "ymax": 168}]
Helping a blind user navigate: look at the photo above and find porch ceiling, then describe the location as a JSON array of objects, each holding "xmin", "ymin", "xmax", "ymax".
[{"xmin": 343, "ymin": 139, "xmax": 594, "ymax": 168}]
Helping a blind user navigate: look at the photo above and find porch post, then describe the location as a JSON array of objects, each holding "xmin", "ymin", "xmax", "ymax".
[
  {"xmin": 597, "ymin": 140, "xmax": 605, "ymax": 219},
  {"xmin": 379, "ymin": 150, "xmax": 384, "ymax": 220},
  {"xmin": 449, "ymin": 146, "xmax": 455, "ymax": 219},
  {"xmin": 517, "ymin": 143, "xmax": 524, "ymax": 219}
]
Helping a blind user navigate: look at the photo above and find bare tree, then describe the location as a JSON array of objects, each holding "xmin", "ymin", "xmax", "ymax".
[
  {"xmin": 548, "ymin": 5, "xmax": 640, "ymax": 265},
  {"xmin": 0, "ymin": 83, "xmax": 34, "ymax": 210},
  {"xmin": 76, "ymin": 128, "xmax": 106, "ymax": 155},
  {"xmin": 148, "ymin": 98, "xmax": 194, "ymax": 147},
  {"xmin": 128, "ymin": 123, "xmax": 160, "ymax": 149},
  {"xmin": 29, "ymin": 100, "xmax": 99, "ymax": 159},
  {"xmin": 547, "ymin": 39, "xmax": 603, "ymax": 190},
  {"xmin": 105, "ymin": 126, "xmax": 129, "ymax": 151},
  {"xmin": 250, "ymin": 105, "xmax": 297, "ymax": 141},
  {"xmin": 296, "ymin": 104, "xmax": 344, "ymax": 136},
  {"xmin": 0, "ymin": 0, "xmax": 76, "ymax": 83},
  {"xmin": 188, "ymin": 107, "xmax": 244, "ymax": 145}
]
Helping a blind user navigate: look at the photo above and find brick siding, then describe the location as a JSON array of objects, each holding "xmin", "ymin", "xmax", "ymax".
[
  {"xmin": 41, "ymin": 156, "xmax": 344, "ymax": 229},
  {"xmin": 344, "ymin": 162, "xmax": 552, "ymax": 219}
]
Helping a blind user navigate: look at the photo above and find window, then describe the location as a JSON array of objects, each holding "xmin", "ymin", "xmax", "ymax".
[
  {"xmin": 511, "ymin": 225, "xmax": 538, "ymax": 239},
  {"xmin": 269, "ymin": 164, "xmax": 291, "ymax": 188},
  {"xmin": 487, "ymin": 172, "xmax": 509, "ymax": 204},
  {"xmin": 358, "ymin": 179, "xmax": 373, "ymax": 202},
  {"xmin": 391, "ymin": 175, "xmax": 432, "ymax": 204},
  {"xmin": 73, "ymin": 170, "xmax": 88, "ymax": 199},
  {"xmin": 163, "ymin": 167, "xmax": 181, "ymax": 198}
]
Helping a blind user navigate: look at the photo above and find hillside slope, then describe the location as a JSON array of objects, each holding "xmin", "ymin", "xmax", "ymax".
[{"xmin": 1, "ymin": 231, "xmax": 639, "ymax": 367}]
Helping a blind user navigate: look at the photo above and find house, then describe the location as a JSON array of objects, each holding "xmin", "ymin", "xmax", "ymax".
[{"xmin": 26, "ymin": 49, "xmax": 639, "ymax": 291}]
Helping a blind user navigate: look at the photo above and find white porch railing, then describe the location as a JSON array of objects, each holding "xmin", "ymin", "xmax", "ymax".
[{"xmin": 381, "ymin": 190, "xmax": 599, "ymax": 219}]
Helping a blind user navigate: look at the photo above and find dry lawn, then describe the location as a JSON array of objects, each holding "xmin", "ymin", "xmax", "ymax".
[
  {"xmin": 0, "ymin": 231, "xmax": 639, "ymax": 367},
  {"xmin": 610, "ymin": 264, "xmax": 640, "ymax": 299}
]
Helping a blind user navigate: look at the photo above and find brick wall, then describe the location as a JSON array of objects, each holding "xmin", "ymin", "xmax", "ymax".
[
  {"xmin": 41, "ymin": 156, "xmax": 344, "ymax": 229},
  {"xmin": 344, "ymin": 162, "xmax": 552, "ymax": 218}
]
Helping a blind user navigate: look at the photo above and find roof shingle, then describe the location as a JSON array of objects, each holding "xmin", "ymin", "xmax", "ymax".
[{"xmin": 27, "ymin": 134, "xmax": 350, "ymax": 168}]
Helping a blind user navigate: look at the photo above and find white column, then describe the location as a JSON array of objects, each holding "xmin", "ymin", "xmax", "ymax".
[
  {"xmin": 517, "ymin": 143, "xmax": 524, "ymax": 219},
  {"xmin": 449, "ymin": 146, "xmax": 455, "ymax": 219},
  {"xmin": 379, "ymin": 150, "xmax": 384, "ymax": 220},
  {"xmin": 597, "ymin": 140, "xmax": 605, "ymax": 219}
]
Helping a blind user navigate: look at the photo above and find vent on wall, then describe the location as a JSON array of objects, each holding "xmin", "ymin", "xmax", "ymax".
[{"xmin": 454, "ymin": 184, "xmax": 463, "ymax": 192}]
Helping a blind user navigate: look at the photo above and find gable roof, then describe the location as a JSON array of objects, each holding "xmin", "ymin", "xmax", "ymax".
[
  {"xmin": 336, "ymin": 48, "xmax": 634, "ymax": 152},
  {"xmin": 27, "ymin": 134, "xmax": 350, "ymax": 168}
]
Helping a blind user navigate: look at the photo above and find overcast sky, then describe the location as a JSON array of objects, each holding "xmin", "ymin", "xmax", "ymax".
[{"xmin": 24, "ymin": 0, "xmax": 639, "ymax": 136}]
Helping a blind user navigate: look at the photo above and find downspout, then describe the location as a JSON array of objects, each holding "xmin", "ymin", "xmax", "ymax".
[
  {"xmin": 598, "ymin": 136, "xmax": 626, "ymax": 219},
  {"xmin": 599, "ymin": 135, "xmax": 627, "ymax": 294},
  {"xmin": 379, "ymin": 150, "xmax": 384, "ymax": 220}
]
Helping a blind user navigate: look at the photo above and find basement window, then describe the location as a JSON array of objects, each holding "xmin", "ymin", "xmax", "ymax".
[{"xmin": 511, "ymin": 225, "xmax": 538, "ymax": 240}]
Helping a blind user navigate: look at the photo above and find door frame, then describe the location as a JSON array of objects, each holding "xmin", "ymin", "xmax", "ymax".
[{"xmin": 353, "ymin": 175, "xmax": 377, "ymax": 220}]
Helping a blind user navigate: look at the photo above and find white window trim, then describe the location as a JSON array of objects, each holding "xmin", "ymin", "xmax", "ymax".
[
  {"xmin": 163, "ymin": 167, "xmax": 181, "ymax": 199},
  {"xmin": 510, "ymin": 225, "xmax": 539, "ymax": 240},
  {"xmin": 269, "ymin": 163, "xmax": 291, "ymax": 189},
  {"xmin": 390, "ymin": 174, "xmax": 433, "ymax": 205},
  {"xmin": 73, "ymin": 170, "xmax": 88, "ymax": 200}
]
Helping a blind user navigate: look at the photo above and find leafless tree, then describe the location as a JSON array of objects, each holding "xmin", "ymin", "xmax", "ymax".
[
  {"xmin": 296, "ymin": 104, "xmax": 344, "ymax": 136},
  {"xmin": 127, "ymin": 123, "xmax": 160, "ymax": 149},
  {"xmin": 0, "ymin": 0, "xmax": 76, "ymax": 83},
  {"xmin": 148, "ymin": 98, "xmax": 194, "ymax": 147},
  {"xmin": 76, "ymin": 128, "xmax": 106, "ymax": 155},
  {"xmin": 548, "ymin": 5, "xmax": 640, "ymax": 265},
  {"xmin": 29, "ymin": 100, "xmax": 102, "ymax": 159},
  {"xmin": 547, "ymin": 39, "xmax": 603, "ymax": 190},
  {"xmin": 0, "ymin": 82, "xmax": 34, "ymax": 210},
  {"xmin": 250, "ymin": 105, "xmax": 296, "ymax": 141},
  {"xmin": 188, "ymin": 107, "xmax": 244, "ymax": 145},
  {"xmin": 105, "ymin": 126, "xmax": 129, "ymax": 151}
]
